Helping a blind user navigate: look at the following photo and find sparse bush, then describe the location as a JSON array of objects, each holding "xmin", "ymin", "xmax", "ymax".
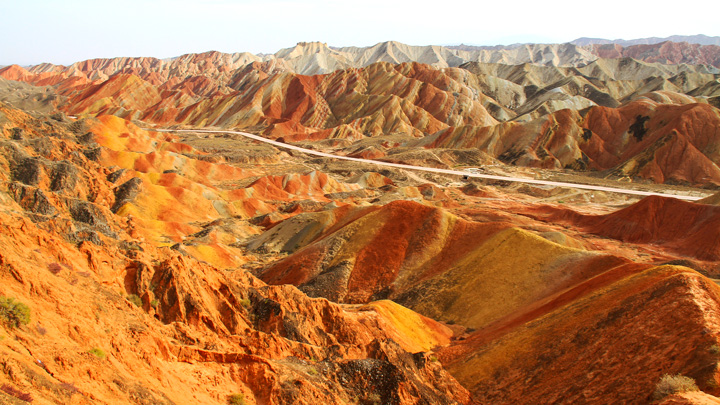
[
  {"xmin": 47, "ymin": 263, "xmax": 62, "ymax": 274},
  {"xmin": 1, "ymin": 383, "xmax": 33, "ymax": 402},
  {"xmin": 709, "ymin": 344, "xmax": 720, "ymax": 355},
  {"xmin": 239, "ymin": 298, "xmax": 251, "ymax": 308},
  {"xmin": 127, "ymin": 294, "xmax": 142, "ymax": 307},
  {"xmin": 35, "ymin": 324, "xmax": 47, "ymax": 335},
  {"xmin": 366, "ymin": 393, "xmax": 382, "ymax": 405},
  {"xmin": 150, "ymin": 299, "xmax": 159, "ymax": 309},
  {"xmin": 227, "ymin": 393, "xmax": 246, "ymax": 405},
  {"xmin": 653, "ymin": 374, "xmax": 699, "ymax": 400},
  {"xmin": 10, "ymin": 127, "xmax": 24, "ymax": 140},
  {"xmin": 59, "ymin": 382, "xmax": 78, "ymax": 394},
  {"xmin": 0, "ymin": 296, "xmax": 31, "ymax": 327},
  {"xmin": 124, "ymin": 242, "xmax": 142, "ymax": 251},
  {"xmin": 88, "ymin": 347, "xmax": 106, "ymax": 359}
]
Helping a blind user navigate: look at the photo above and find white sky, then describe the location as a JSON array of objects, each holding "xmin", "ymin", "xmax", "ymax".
[{"xmin": 2, "ymin": 0, "xmax": 719, "ymax": 66}]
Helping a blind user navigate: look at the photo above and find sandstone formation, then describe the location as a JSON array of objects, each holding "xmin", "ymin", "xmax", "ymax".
[
  {"xmin": 571, "ymin": 34, "xmax": 720, "ymax": 47},
  {"xmin": 0, "ymin": 102, "xmax": 474, "ymax": 404},
  {"xmin": 439, "ymin": 264, "xmax": 720, "ymax": 403},
  {"xmin": 3, "ymin": 40, "xmax": 720, "ymax": 187},
  {"xmin": 5, "ymin": 39, "xmax": 720, "ymax": 82},
  {"xmin": 526, "ymin": 195, "xmax": 720, "ymax": 262},
  {"xmin": 420, "ymin": 99, "xmax": 720, "ymax": 184},
  {"xmin": 2, "ymin": 37, "xmax": 720, "ymax": 404}
]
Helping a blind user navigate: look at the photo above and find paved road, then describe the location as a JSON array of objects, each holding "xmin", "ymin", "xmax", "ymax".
[{"xmin": 158, "ymin": 128, "xmax": 707, "ymax": 202}]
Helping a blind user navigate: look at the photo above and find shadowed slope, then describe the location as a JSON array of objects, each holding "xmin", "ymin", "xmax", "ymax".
[{"xmin": 259, "ymin": 200, "xmax": 630, "ymax": 330}]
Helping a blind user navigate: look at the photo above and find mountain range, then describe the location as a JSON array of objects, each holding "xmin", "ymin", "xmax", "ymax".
[
  {"xmin": 7, "ymin": 38, "xmax": 720, "ymax": 79},
  {"xmin": 1, "ymin": 36, "xmax": 720, "ymax": 404},
  {"xmin": 570, "ymin": 34, "xmax": 720, "ymax": 47},
  {"xmin": 3, "ymin": 39, "xmax": 719, "ymax": 186},
  {"xmin": 450, "ymin": 35, "xmax": 720, "ymax": 50}
]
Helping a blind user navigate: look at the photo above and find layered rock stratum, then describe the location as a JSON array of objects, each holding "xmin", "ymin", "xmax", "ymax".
[
  {"xmin": 3, "ymin": 40, "xmax": 720, "ymax": 186},
  {"xmin": 1, "ymin": 38, "xmax": 720, "ymax": 404}
]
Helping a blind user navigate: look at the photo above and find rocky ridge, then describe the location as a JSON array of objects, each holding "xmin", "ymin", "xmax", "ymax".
[
  {"xmin": 3, "ymin": 49, "xmax": 720, "ymax": 186},
  {"xmin": 2, "ymin": 37, "xmax": 720, "ymax": 404},
  {"xmin": 0, "ymin": 102, "xmax": 473, "ymax": 404}
]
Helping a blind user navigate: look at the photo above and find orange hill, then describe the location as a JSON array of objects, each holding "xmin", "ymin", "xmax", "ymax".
[
  {"xmin": 439, "ymin": 265, "xmax": 720, "ymax": 403},
  {"xmin": 0, "ymin": 101, "xmax": 472, "ymax": 404},
  {"xmin": 259, "ymin": 200, "xmax": 630, "ymax": 327},
  {"xmin": 526, "ymin": 195, "xmax": 720, "ymax": 262},
  {"xmin": 420, "ymin": 100, "xmax": 720, "ymax": 184}
]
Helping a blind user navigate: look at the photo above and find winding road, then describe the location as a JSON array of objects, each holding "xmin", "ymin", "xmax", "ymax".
[{"xmin": 157, "ymin": 128, "xmax": 708, "ymax": 202}]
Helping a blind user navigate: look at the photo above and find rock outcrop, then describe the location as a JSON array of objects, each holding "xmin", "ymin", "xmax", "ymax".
[
  {"xmin": 3, "ymin": 42, "xmax": 720, "ymax": 186},
  {"xmin": 0, "ymin": 102, "xmax": 472, "ymax": 404},
  {"xmin": 3, "ymin": 38, "xmax": 720, "ymax": 403}
]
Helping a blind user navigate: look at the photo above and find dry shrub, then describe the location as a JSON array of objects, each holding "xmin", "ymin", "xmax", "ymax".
[
  {"xmin": 227, "ymin": 393, "xmax": 246, "ymax": 405},
  {"xmin": 653, "ymin": 374, "xmax": 699, "ymax": 400},
  {"xmin": 47, "ymin": 263, "xmax": 62, "ymax": 274},
  {"xmin": 126, "ymin": 294, "xmax": 142, "ymax": 307},
  {"xmin": 1, "ymin": 383, "xmax": 33, "ymax": 402}
]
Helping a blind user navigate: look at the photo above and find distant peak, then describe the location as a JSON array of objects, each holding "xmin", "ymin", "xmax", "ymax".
[
  {"xmin": 296, "ymin": 41, "xmax": 329, "ymax": 48},
  {"xmin": 274, "ymin": 41, "xmax": 337, "ymax": 59}
]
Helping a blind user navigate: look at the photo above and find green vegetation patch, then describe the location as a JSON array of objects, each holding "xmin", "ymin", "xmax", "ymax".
[
  {"xmin": 0, "ymin": 296, "xmax": 30, "ymax": 327},
  {"xmin": 227, "ymin": 393, "xmax": 246, "ymax": 405},
  {"xmin": 88, "ymin": 347, "xmax": 106, "ymax": 359}
]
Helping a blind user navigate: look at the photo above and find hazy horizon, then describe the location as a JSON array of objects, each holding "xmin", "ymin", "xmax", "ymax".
[{"xmin": 2, "ymin": 0, "xmax": 719, "ymax": 66}]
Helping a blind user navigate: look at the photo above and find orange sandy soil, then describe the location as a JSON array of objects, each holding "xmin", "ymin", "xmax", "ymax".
[
  {"xmin": 0, "ymin": 104, "xmax": 473, "ymax": 404},
  {"xmin": 3, "ymin": 101, "xmax": 720, "ymax": 403}
]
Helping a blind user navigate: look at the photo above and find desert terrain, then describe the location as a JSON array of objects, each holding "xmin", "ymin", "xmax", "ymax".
[{"xmin": 1, "ymin": 37, "xmax": 720, "ymax": 404}]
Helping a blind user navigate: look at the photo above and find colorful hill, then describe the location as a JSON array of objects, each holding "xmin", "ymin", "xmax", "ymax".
[
  {"xmin": 0, "ymin": 101, "xmax": 476, "ymax": 404},
  {"xmin": 419, "ymin": 99, "xmax": 720, "ymax": 185},
  {"xmin": 3, "ymin": 41, "xmax": 720, "ymax": 187},
  {"xmin": 259, "ymin": 200, "xmax": 629, "ymax": 326},
  {"xmin": 3, "ymin": 44, "xmax": 720, "ymax": 187},
  {"xmin": 256, "ymin": 191, "xmax": 720, "ymax": 402},
  {"xmin": 526, "ymin": 195, "xmax": 720, "ymax": 262},
  {"xmin": 439, "ymin": 265, "xmax": 720, "ymax": 403},
  {"xmin": 2, "ymin": 38, "xmax": 720, "ymax": 403}
]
